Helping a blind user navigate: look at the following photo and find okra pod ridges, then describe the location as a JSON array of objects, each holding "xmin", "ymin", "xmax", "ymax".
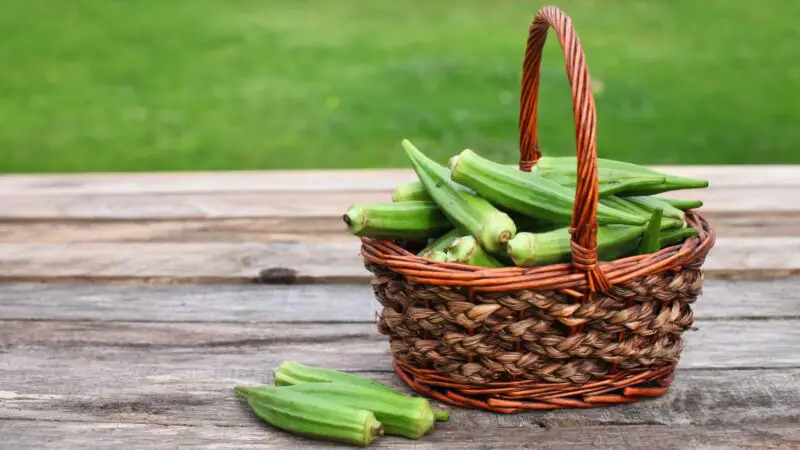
[
  {"xmin": 274, "ymin": 361, "xmax": 402, "ymax": 395},
  {"xmin": 507, "ymin": 224, "xmax": 646, "ymax": 267},
  {"xmin": 250, "ymin": 382, "xmax": 437, "ymax": 440},
  {"xmin": 536, "ymin": 156, "xmax": 709, "ymax": 194},
  {"xmin": 450, "ymin": 149, "xmax": 646, "ymax": 226},
  {"xmin": 274, "ymin": 360, "xmax": 450, "ymax": 423},
  {"xmin": 234, "ymin": 385, "xmax": 383, "ymax": 447},
  {"xmin": 402, "ymin": 139, "xmax": 516, "ymax": 254},
  {"xmin": 343, "ymin": 201, "xmax": 451, "ymax": 239},
  {"xmin": 392, "ymin": 181, "xmax": 431, "ymax": 202}
]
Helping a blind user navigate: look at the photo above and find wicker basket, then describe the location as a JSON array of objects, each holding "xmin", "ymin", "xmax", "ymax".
[{"xmin": 360, "ymin": 5, "xmax": 716, "ymax": 412}]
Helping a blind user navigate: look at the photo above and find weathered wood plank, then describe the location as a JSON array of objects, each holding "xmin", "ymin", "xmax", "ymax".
[
  {"xmin": 0, "ymin": 169, "xmax": 418, "ymax": 195},
  {"xmin": 0, "ymin": 192, "xmax": 390, "ymax": 220},
  {"xmin": 0, "ymin": 242, "xmax": 367, "ymax": 283},
  {"xmin": 2, "ymin": 368, "xmax": 798, "ymax": 428},
  {"xmin": 0, "ymin": 280, "xmax": 796, "ymax": 322},
  {"xmin": 0, "ymin": 188, "xmax": 792, "ymax": 221},
  {"xmin": 0, "ymin": 219, "xmax": 348, "ymax": 243},
  {"xmin": 2, "ymin": 421, "xmax": 796, "ymax": 450},
  {"xmin": 2, "ymin": 368, "xmax": 799, "ymax": 434},
  {"xmin": 0, "ymin": 212, "xmax": 795, "ymax": 245},
  {"xmin": 1, "ymin": 166, "xmax": 797, "ymax": 196},
  {"xmin": 1, "ymin": 238, "xmax": 799, "ymax": 283},
  {"xmin": 2, "ymin": 320, "xmax": 798, "ymax": 369}
]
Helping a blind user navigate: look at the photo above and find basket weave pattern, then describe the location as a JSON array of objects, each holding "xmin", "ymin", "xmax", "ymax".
[{"xmin": 360, "ymin": 6, "xmax": 716, "ymax": 412}]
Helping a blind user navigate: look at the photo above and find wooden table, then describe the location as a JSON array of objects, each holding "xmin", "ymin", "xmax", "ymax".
[{"xmin": 1, "ymin": 166, "xmax": 799, "ymax": 449}]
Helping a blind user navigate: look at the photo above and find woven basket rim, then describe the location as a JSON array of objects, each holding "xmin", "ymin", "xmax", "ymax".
[{"xmin": 361, "ymin": 212, "xmax": 715, "ymax": 294}]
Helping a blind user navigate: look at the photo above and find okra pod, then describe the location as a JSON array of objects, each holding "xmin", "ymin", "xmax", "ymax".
[
  {"xmin": 535, "ymin": 156, "xmax": 709, "ymax": 195},
  {"xmin": 507, "ymin": 225, "xmax": 645, "ymax": 267},
  {"xmin": 657, "ymin": 197, "xmax": 703, "ymax": 210},
  {"xmin": 234, "ymin": 386, "xmax": 383, "ymax": 447},
  {"xmin": 344, "ymin": 201, "xmax": 451, "ymax": 239},
  {"xmin": 637, "ymin": 208, "xmax": 663, "ymax": 254},
  {"xmin": 660, "ymin": 226, "xmax": 699, "ymax": 248},
  {"xmin": 392, "ymin": 181, "xmax": 432, "ymax": 202},
  {"xmin": 445, "ymin": 235, "xmax": 505, "ymax": 268},
  {"xmin": 402, "ymin": 140, "xmax": 517, "ymax": 254},
  {"xmin": 536, "ymin": 167, "xmax": 666, "ymax": 197},
  {"xmin": 449, "ymin": 149, "xmax": 645, "ymax": 226}
]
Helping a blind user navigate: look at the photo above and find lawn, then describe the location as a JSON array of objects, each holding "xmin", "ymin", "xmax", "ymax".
[{"xmin": 1, "ymin": 0, "xmax": 798, "ymax": 172}]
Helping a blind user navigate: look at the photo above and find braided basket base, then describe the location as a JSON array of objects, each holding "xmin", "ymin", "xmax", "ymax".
[
  {"xmin": 394, "ymin": 360, "xmax": 675, "ymax": 412},
  {"xmin": 364, "ymin": 214, "xmax": 714, "ymax": 412}
]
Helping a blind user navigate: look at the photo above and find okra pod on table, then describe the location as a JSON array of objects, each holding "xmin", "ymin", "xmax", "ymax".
[
  {"xmin": 244, "ymin": 383, "xmax": 437, "ymax": 440},
  {"xmin": 234, "ymin": 386, "xmax": 383, "ymax": 447}
]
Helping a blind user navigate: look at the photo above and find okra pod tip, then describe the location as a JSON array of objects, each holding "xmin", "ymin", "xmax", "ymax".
[
  {"xmin": 343, "ymin": 205, "xmax": 366, "ymax": 234},
  {"xmin": 480, "ymin": 211, "xmax": 516, "ymax": 246}
]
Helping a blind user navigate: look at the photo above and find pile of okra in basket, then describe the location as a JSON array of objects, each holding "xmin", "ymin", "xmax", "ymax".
[{"xmin": 344, "ymin": 140, "xmax": 708, "ymax": 266}]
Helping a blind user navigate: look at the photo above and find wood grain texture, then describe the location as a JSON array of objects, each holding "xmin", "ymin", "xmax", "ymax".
[
  {"xmin": 0, "ymin": 192, "xmax": 390, "ymax": 220},
  {"xmin": 0, "ymin": 212, "xmax": 796, "ymax": 246},
  {"xmin": 0, "ymin": 280, "xmax": 797, "ymax": 322},
  {"xmin": 2, "ymin": 238, "xmax": 800, "ymax": 283},
  {"xmin": 0, "ymin": 188, "xmax": 795, "ymax": 221},
  {"xmin": 0, "ymin": 242, "xmax": 368, "ymax": 283},
  {"xmin": 2, "ymin": 320, "xmax": 798, "ymax": 370},
  {"xmin": 3, "ymin": 325, "xmax": 799, "ymax": 428},
  {"xmin": 1, "ymin": 166, "xmax": 797, "ymax": 196},
  {"xmin": 2, "ymin": 421, "xmax": 797, "ymax": 450},
  {"xmin": 0, "ymin": 219, "xmax": 348, "ymax": 243},
  {"xmin": 5, "ymin": 218, "xmax": 376, "ymax": 245},
  {"xmin": 0, "ymin": 169, "xmax": 419, "ymax": 195},
  {"xmin": 2, "ymin": 366, "xmax": 798, "ymax": 428}
]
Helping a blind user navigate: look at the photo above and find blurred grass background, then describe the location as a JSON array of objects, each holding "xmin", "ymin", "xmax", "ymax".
[{"xmin": 1, "ymin": 0, "xmax": 798, "ymax": 172}]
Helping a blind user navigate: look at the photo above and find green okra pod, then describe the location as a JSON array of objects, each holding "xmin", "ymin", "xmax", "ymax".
[
  {"xmin": 402, "ymin": 140, "xmax": 517, "ymax": 255},
  {"xmin": 234, "ymin": 385, "xmax": 383, "ymax": 447},
  {"xmin": 448, "ymin": 149, "xmax": 645, "ymax": 226},
  {"xmin": 343, "ymin": 201, "xmax": 451, "ymax": 239},
  {"xmin": 637, "ymin": 208, "xmax": 663, "ymax": 254}
]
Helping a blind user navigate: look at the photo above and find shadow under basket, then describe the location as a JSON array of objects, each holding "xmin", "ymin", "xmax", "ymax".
[{"xmin": 359, "ymin": 5, "xmax": 717, "ymax": 413}]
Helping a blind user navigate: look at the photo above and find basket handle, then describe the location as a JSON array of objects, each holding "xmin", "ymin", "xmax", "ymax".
[{"xmin": 518, "ymin": 6, "xmax": 610, "ymax": 292}]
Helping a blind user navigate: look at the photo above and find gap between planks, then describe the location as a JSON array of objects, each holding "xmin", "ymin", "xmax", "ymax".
[
  {"xmin": 2, "ymin": 238, "xmax": 800, "ymax": 283},
  {"xmin": 0, "ymin": 280, "xmax": 797, "ymax": 322}
]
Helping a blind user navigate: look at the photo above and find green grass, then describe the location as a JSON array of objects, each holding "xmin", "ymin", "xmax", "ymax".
[{"xmin": 1, "ymin": 0, "xmax": 799, "ymax": 172}]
